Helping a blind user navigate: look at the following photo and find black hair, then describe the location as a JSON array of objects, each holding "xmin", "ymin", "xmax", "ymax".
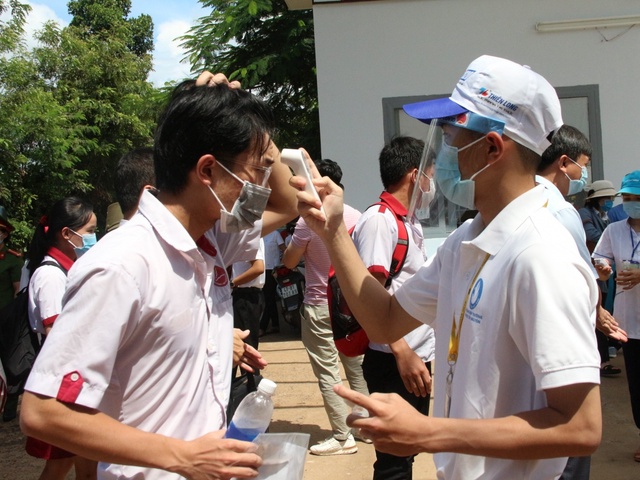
[
  {"xmin": 154, "ymin": 84, "xmax": 275, "ymax": 194},
  {"xmin": 115, "ymin": 147, "xmax": 156, "ymax": 216},
  {"xmin": 378, "ymin": 136, "xmax": 425, "ymax": 189},
  {"xmin": 26, "ymin": 197, "xmax": 93, "ymax": 276},
  {"xmin": 538, "ymin": 125, "xmax": 592, "ymax": 173},
  {"xmin": 315, "ymin": 159, "xmax": 343, "ymax": 189}
]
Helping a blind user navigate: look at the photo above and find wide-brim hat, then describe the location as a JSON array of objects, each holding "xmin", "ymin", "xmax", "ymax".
[
  {"xmin": 0, "ymin": 206, "xmax": 14, "ymax": 232},
  {"xmin": 402, "ymin": 55, "xmax": 563, "ymax": 156},
  {"xmin": 586, "ymin": 180, "xmax": 617, "ymax": 199},
  {"xmin": 618, "ymin": 170, "xmax": 640, "ymax": 196}
]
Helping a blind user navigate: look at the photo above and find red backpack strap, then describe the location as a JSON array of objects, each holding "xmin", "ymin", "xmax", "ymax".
[{"xmin": 368, "ymin": 201, "xmax": 409, "ymax": 289}]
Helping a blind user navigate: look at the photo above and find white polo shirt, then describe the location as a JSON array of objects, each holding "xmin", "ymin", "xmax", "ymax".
[
  {"xmin": 351, "ymin": 192, "xmax": 434, "ymax": 361},
  {"xmin": 395, "ymin": 185, "xmax": 600, "ymax": 480},
  {"xmin": 25, "ymin": 191, "xmax": 258, "ymax": 480},
  {"xmin": 593, "ymin": 219, "xmax": 640, "ymax": 339}
]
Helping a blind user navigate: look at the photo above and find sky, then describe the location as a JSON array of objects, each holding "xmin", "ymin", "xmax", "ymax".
[{"xmin": 16, "ymin": 0, "xmax": 209, "ymax": 86}]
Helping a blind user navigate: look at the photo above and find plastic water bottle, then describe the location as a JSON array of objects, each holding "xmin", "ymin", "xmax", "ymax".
[{"xmin": 224, "ymin": 379, "xmax": 277, "ymax": 441}]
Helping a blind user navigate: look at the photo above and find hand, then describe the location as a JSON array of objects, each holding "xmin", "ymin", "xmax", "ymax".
[
  {"xmin": 175, "ymin": 430, "xmax": 262, "ymax": 480},
  {"xmin": 616, "ymin": 268, "xmax": 640, "ymax": 290},
  {"xmin": 289, "ymin": 152, "xmax": 344, "ymax": 240},
  {"xmin": 593, "ymin": 260, "xmax": 612, "ymax": 281},
  {"xmin": 233, "ymin": 329, "xmax": 267, "ymax": 373},
  {"xmin": 392, "ymin": 345, "xmax": 432, "ymax": 397},
  {"xmin": 595, "ymin": 306, "xmax": 628, "ymax": 343},
  {"xmin": 195, "ymin": 71, "xmax": 242, "ymax": 89},
  {"xmin": 334, "ymin": 384, "xmax": 430, "ymax": 457}
]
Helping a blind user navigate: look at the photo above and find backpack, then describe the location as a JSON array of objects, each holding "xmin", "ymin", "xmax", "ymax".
[
  {"xmin": 0, "ymin": 261, "xmax": 66, "ymax": 387},
  {"xmin": 328, "ymin": 201, "xmax": 409, "ymax": 357}
]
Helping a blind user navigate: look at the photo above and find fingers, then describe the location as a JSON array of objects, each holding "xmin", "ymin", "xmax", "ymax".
[
  {"xmin": 334, "ymin": 384, "xmax": 380, "ymax": 415},
  {"xmin": 195, "ymin": 71, "xmax": 242, "ymax": 89}
]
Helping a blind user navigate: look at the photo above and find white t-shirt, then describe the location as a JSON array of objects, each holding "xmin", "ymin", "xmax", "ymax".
[
  {"xmin": 351, "ymin": 192, "xmax": 434, "ymax": 361},
  {"xmin": 395, "ymin": 186, "xmax": 600, "ymax": 480},
  {"xmin": 232, "ymin": 238, "xmax": 265, "ymax": 288},
  {"xmin": 593, "ymin": 219, "xmax": 640, "ymax": 339},
  {"xmin": 25, "ymin": 191, "xmax": 259, "ymax": 480},
  {"xmin": 263, "ymin": 230, "xmax": 284, "ymax": 270}
]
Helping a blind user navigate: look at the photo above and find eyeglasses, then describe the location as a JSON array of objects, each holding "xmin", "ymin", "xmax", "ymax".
[{"xmin": 228, "ymin": 160, "xmax": 272, "ymax": 187}]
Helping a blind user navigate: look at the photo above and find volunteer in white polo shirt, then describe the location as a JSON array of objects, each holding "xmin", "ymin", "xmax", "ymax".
[
  {"xmin": 293, "ymin": 55, "xmax": 601, "ymax": 479},
  {"xmin": 593, "ymin": 170, "xmax": 640, "ymax": 463},
  {"xmin": 21, "ymin": 74, "xmax": 298, "ymax": 480}
]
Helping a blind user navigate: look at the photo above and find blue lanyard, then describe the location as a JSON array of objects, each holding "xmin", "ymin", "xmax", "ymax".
[{"xmin": 630, "ymin": 226, "xmax": 640, "ymax": 260}]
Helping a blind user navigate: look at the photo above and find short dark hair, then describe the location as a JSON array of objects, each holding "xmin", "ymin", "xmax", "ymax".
[
  {"xmin": 154, "ymin": 83, "xmax": 275, "ymax": 194},
  {"xmin": 538, "ymin": 125, "xmax": 592, "ymax": 173},
  {"xmin": 379, "ymin": 136, "xmax": 425, "ymax": 189},
  {"xmin": 315, "ymin": 159, "xmax": 343, "ymax": 189},
  {"xmin": 115, "ymin": 147, "xmax": 155, "ymax": 216}
]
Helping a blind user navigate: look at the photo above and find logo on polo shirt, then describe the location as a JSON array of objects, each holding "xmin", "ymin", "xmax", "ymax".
[
  {"xmin": 470, "ymin": 278, "xmax": 483, "ymax": 309},
  {"xmin": 214, "ymin": 266, "xmax": 228, "ymax": 286}
]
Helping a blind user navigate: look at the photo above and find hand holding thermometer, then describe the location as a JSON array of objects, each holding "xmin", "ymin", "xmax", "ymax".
[{"xmin": 281, "ymin": 148, "xmax": 324, "ymax": 211}]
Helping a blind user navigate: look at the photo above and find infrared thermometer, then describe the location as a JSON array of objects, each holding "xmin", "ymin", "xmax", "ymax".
[{"xmin": 281, "ymin": 149, "xmax": 323, "ymax": 207}]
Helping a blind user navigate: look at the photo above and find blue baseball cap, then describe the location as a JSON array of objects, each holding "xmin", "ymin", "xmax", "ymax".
[{"xmin": 618, "ymin": 170, "xmax": 640, "ymax": 195}]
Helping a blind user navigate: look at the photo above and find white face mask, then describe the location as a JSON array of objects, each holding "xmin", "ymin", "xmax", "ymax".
[
  {"xmin": 414, "ymin": 173, "xmax": 436, "ymax": 220},
  {"xmin": 210, "ymin": 163, "xmax": 271, "ymax": 233}
]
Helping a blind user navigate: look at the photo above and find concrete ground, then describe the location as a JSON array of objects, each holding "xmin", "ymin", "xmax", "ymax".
[{"xmin": 1, "ymin": 327, "xmax": 639, "ymax": 479}]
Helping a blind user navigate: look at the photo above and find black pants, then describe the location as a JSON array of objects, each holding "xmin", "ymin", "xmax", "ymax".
[
  {"xmin": 232, "ymin": 287, "xmax": 264, "ymax": 350},
  {"xmin": 622, "ymin": 338, "xmax": 640, "ymax": 429},
  {"xmin": 362, "ymin": 348, "xmax": 431, "ymax": 480},
  {"xmin": 259, "ymin": 271, "xmax": 279, "ymax": 332}
]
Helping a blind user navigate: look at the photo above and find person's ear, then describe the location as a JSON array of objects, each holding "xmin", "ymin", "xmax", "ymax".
[
  {"xmin": 196, "ymin": 154, "xmax": 217, "ymax": 187},
  {"xmin": 60, "ymin": 226, "xmax": 73, "ymax": 241},
  {"xmin": 557, "ymin": 155, "xmax": 570, "ymax": 173},
  {"xmin": 484, "ymin": 131, "xmax": 505, "ymax": 164}
]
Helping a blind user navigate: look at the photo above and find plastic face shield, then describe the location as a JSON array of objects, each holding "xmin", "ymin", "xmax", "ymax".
[{"xmin": 407, "ymin": 121, "xmax": 439, "ymax": 222}]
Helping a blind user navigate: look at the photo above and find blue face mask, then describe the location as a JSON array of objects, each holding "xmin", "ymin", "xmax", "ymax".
[
  {"xmin": 623, "ymin": 201, "xmax": 640, "ymax": 219},
  {"xmin": 68, "ymin": 230, "xmax": 97, "ymax": 258},
  {"xmin": 565, "ymin": 157, "xmax": 588, "ymax": 196},
  {"xmin": 602, "ymin": 199, "xmax": 614, "ymax": 213},
  {"xmin": 435, "ymin": 136, "xmax": 488, "ymax": 210}
]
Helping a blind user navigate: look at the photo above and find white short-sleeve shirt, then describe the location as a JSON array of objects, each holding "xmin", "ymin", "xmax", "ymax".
[
  {"xmin": 593, "ymin": 219, "xmax": 640, "ymax": 339},
  {"xmin": 394, "ymin": 186, "xmax": 600, "ymax": 480},
  {"xmin": 232, "ymin": 238, "xmax": 265, "ymax": 289},
  {"xmin": 351, "ymin": 192, "xmax": 435, "ymax": 361},
  {"xmin": 25, "ymin": 191, "xmax": 255, "ymax": 480},
  {"xmin": 27, "ymin": 248, "xmax": 72, "ymax": 334}
]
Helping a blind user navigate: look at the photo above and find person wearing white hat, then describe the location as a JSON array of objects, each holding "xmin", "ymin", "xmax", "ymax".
[
  {"xmin": 292, "ymin": 55, "xmax": 601, "ymax": 479},
  {"xmin": 593, "ymin": 170, "xmax": 640, "ymax": 463}
]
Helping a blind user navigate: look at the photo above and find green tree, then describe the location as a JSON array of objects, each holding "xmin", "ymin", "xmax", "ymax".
[
  {"xmin": 181, "ymin": 0, "xmax": 320, "ymax": 158},
  {"xmin": 0, "ymin": 0, "xmax": 160, "ymax": 248}
]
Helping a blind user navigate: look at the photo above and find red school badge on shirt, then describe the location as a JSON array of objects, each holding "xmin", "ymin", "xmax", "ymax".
[{"xmin": 214, "ymin": 266, "xmax": 228, "ymax": 286}]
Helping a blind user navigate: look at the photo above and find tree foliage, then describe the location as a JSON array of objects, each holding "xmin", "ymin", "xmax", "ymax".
[
  {"xmin": 181, "ymin": 0, "xmax": 320, "ymax": 158},
  {"xmin": 0, "ymin": 0, "xmax": 160, "ymax": 248}
]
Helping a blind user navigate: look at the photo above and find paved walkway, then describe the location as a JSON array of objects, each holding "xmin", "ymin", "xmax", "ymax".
[{"xmin": 1, "ymin": 328, "xmax": 639, "ymax": 479}]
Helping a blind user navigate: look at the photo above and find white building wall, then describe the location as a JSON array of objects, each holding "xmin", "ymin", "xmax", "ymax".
[{"xmin": 312, "ymin": 0, "xmax": 640, "ymax": 210}]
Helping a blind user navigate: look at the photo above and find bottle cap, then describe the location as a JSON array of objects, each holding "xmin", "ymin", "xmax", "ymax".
[{"xmin": 257, "ymin": 378, "xmax": 277, "ymax": 396}]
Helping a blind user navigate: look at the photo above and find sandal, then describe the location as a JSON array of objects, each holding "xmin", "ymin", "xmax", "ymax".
[{"xmin": 600, "ymin": 364, "xmax": 622, "ymax": 376}]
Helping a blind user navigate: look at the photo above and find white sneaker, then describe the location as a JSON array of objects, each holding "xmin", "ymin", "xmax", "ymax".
[
  {"xmin": 309, "ymin": 434, "xmax": 358, "ymax": 456},
  {"xmin": 353, "ymin": 430, "xmax": 373, "ymax": 444}
]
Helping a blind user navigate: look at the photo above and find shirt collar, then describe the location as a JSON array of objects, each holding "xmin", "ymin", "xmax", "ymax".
[
  {"xmin": 466, "ymin": 185, "xmax": 549, "ymax": 257},
  {"xmin": 379, "ymin": 191, "xmax": 408, "ymax": 216},
  {"xmin": 47, "ymin": 246, "xmax": 74, "ymax": 271},
  {"xmin": 137, "ymin": 190, "xmax": 201, "ymax": 256}
]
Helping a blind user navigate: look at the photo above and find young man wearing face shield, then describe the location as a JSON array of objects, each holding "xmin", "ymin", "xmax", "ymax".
[
  {"xmin": 21, "ymin": 75, "xmax": 299, "ymax": 480},
  {"xmin": 294, "ymin": 55, "xmax": 601, "ymax": 479},
  {"xmin": 351, "ymin": 136, "xmax": 435, "ymax": 479}
]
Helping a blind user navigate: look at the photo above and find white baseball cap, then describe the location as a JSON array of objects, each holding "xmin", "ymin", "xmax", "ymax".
[{"xmin": 403, "ymin": 55, "xmax": 563, "ymax": 156}]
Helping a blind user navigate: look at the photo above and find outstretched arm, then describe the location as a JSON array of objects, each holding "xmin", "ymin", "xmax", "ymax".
[
  {"xmin": 292, "ymin": 171, "xmax": 421, "ymax": 344},
  {"xmin": 21, "ymin": 392, "xmax": 262, "ymax": 479}
]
